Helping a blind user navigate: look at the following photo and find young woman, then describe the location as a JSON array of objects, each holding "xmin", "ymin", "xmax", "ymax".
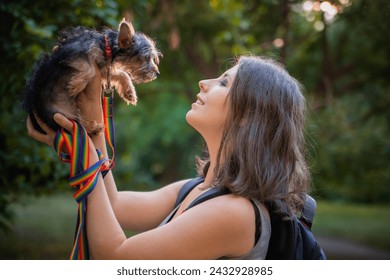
[{"xmin": 27, "ymin": 55, "xmax": 309, "ymax": 259}]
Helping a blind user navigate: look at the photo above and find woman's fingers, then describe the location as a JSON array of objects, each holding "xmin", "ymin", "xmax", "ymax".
[
  {"xmin": 27, "ymin": 113, "xmax": 74, "ymax": 147},
  {"xmin": 28, "ymin": 114, "xmax": 95, "ymax": 158},
  {"xmin": 53, "ymin": 113, "xmax": 74, "ymax": 131},
  {"xmin": 26, "ymin": 116, "xmax": 54, "ymax": 146}
]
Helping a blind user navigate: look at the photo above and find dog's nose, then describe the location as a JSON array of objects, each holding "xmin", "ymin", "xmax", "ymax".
[{"xmin": 156, "ymin": 71, "xmax": 160, "ymax": 76}]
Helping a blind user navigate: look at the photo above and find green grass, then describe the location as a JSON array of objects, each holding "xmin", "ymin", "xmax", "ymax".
[
  {"xmin": 313, "ymin": 200, "xmax": 390, "ymax": 250},
  {"xmin": 0, "ymin": 193, "xmax": 76, "ymax": 259},
  {"xmin": 0, "ymin": 194, "xmax": 389, "ymax": 259}
]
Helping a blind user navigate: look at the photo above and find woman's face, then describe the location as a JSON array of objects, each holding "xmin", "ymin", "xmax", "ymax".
[{"xmin": 186, "ymin": 65, "xmax": 238, "ymax": 139}]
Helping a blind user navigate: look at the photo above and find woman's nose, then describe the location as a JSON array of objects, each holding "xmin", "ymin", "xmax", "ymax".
[{"xmin": 199, "ymin": 80, "xmax": 208, "ymax": 92}]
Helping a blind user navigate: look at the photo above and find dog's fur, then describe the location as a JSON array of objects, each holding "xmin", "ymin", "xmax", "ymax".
[{"xmin": 22, "ymin": 18, "xmax": 161, "ymax": 135}]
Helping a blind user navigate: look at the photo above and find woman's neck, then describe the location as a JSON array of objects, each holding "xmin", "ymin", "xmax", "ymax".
[{"xmin": 203, "ymin": 134, "xmax": 222, "ymax": 187}]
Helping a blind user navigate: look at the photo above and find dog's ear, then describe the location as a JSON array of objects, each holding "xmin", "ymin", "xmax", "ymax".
[{"xmin": 118, "ymin": 18, "xmax": 135, "ymax": 50}]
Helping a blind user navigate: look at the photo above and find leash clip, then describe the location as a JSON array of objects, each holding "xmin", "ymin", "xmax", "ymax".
[{"xmin": 102, "ymin": 86, "xmax": 115, "ymax": 98}]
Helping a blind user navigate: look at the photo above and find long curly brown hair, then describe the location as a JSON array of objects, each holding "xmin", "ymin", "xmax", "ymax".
[{"xmin": 197, "ymin": 56, "xmax": 310, "ymax": 216}]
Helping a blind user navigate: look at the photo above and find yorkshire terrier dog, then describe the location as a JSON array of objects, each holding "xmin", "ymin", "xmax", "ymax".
[{"xmin": 23, "ymin": 18, "xmax": 161, "ymax": 135}]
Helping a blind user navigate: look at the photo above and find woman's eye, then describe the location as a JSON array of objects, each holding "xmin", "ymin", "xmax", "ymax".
[{"xmin": 219, "ymin": 79, "xmax": 227, "ymax": 87}]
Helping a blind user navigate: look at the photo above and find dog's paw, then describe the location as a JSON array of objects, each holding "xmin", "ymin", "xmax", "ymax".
[
  {"xmin": 120, "ymin": 87, "xmax": 138, "ymax": 106},
  {"xmin": 109, "ymin": 71, "xmax": 138, "ymax": 105}
]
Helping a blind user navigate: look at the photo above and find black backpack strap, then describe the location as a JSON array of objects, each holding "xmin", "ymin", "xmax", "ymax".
[
  {"xmin": 300, "ymin": 194, "xmax": 317, "ymax": 229},
  {"xmin": 174, "ymin": 177, "xmax": 205, "ymax": 208},
  {"xmin": 175, "ymin": 177, "xmax": 231, "ymax": 211},
  {"xmin": 250, "ymin": 200, "xmax": 261, "ymax": 244},
  {"xmin": 184, "ymin": 186, "xmax": 230, "ymax": 211}
]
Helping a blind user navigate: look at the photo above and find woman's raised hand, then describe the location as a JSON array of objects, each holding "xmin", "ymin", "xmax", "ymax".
[{"xmin": 27, "ymin": 113, "xmax": 74, "ymax": 147}]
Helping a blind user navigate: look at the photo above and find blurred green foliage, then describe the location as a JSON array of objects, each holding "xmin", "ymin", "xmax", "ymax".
[{"xmin": 0, "ymin": 0, "xmax": 389, "ymax": 230}]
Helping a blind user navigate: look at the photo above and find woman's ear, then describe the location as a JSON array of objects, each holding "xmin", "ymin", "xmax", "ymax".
[{"xmin": 118, "ymin": 18, "xmax": 135, "ymax": 50}]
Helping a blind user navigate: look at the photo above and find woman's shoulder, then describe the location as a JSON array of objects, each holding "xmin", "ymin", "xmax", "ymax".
[
  {"xmin": 181, "ymin": 186, "xmax": 257, "ymax": 225},
  {"xmin": 211, "ymin": 193, "xmax": 257, "ymax": 223},
  {"xmin": 199, "ymin": 194, "xmax": 257, "ymax": 231},
  {"xmin": 213, "ymin": 192, "xmax": 253, "ymax": 209},
  {"xmin": 196, "ymin": 193, "xmax": 258, "ymax": 255}
]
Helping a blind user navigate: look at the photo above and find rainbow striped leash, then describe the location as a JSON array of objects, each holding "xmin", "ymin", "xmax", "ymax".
[
  {"xmin": 102, "ymin": 87, "xmax": 116, "ymax": 170},
  {"xmin": 53, "ymin": 90, "xmax": 116, "ymax": 259}
]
